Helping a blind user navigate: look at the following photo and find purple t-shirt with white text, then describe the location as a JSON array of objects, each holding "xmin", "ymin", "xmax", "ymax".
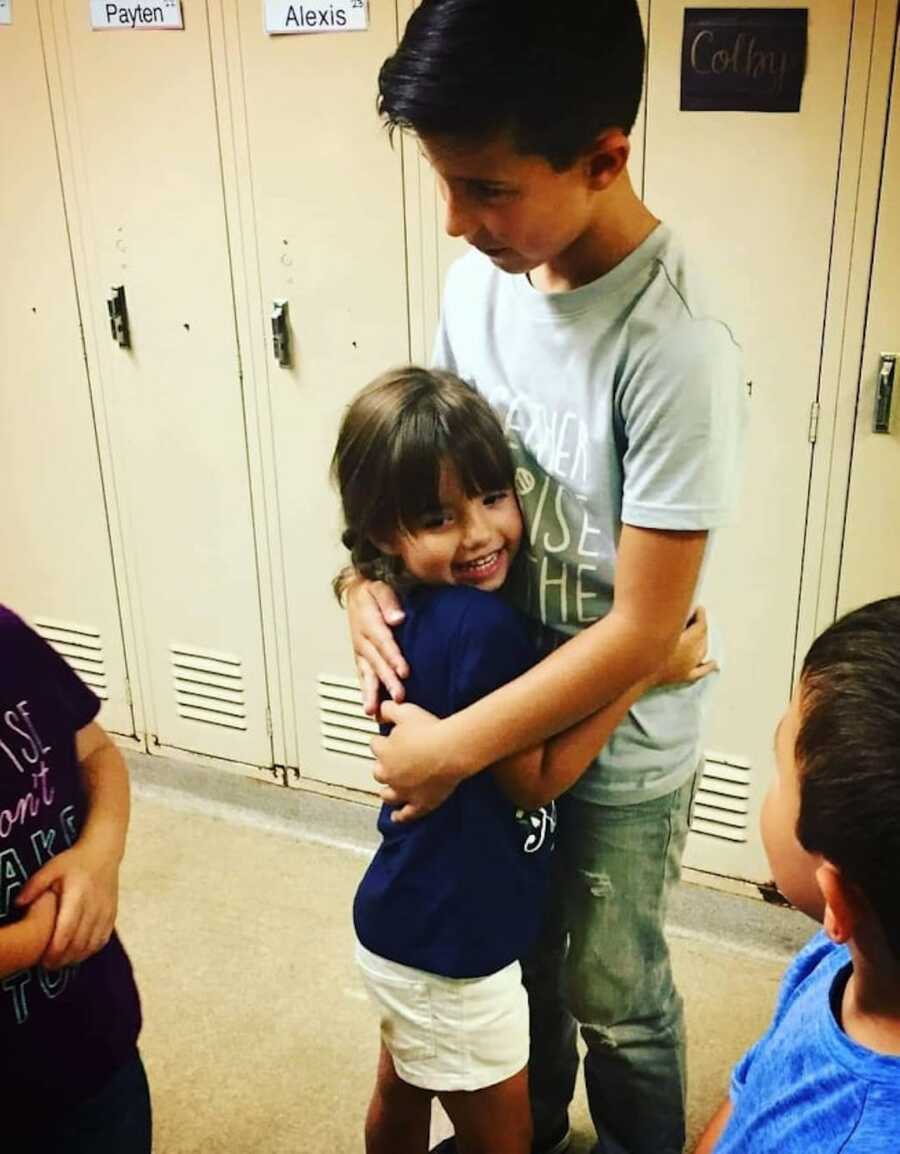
[{"xmin": 0, "ymin": 606, "xmax": 141, "ymax": 1129}]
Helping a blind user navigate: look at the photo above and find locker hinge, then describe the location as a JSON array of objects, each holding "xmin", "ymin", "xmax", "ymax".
[
  {"xmin": 808, "ymin": 401, "xmax": 820, "ymax": 444},
  {"xmin": 265, "ymin": 707, "xmax": 273, "ymax": 738}
]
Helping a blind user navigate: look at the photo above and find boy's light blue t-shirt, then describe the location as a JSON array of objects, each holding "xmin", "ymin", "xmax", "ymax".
[
  {"xmin": 433, "ymin": 224, "xmax": 746, "ymax": 805},
  {"xmin": 718, "ymin": 931, "xmax": 900, "ymax": 1153}
]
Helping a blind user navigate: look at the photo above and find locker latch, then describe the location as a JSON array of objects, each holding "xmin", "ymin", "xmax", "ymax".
[
  {"xmin": 271, "ymin": 299, "xmax": 291, "ymax": 368},
  {"xmin": 107, "ymin": 285, "xmax": 130, "ymax": 349},
  {"xmin": 874, "ymin": 354, "xmax": 896, "ymax": 434}
]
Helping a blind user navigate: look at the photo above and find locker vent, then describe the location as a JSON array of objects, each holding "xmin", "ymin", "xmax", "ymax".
[
  {"xmin": 318, "ymin": 675, "xmax": 378, "ymax": 760},
  {"xmin": 34, "ymin": 618, "xmax": 109, "ymax": 700},
  {"xmin": 171, "ymin": 644, "xmax": 247, "ymax": 730},
  {"xmin": 690, "ymin": 757, "xmax": 751, "ymax": 843}
]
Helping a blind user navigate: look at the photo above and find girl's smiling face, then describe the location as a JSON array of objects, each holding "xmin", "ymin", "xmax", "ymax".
[{"xmin": 383, "ymin": 463, "xmax": 523, "ymax": 592}]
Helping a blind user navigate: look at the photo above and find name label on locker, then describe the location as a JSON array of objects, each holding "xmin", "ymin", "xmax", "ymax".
[
  {"xmin": 90, "ymin": 1, "xmax": 184, "ymax": 29},
  {"xmin": 0, "ymin": 2, "xmax": 10, "ymax": 27},
  {"xmin": 265, "ymin": 1, "xmax": 368, "ymax": 35},
  {"xmin": 681, "ymin": 9, "xmax": 807, "ymax": 112}
]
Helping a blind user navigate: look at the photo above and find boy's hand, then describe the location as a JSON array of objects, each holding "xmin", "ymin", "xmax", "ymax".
[
  {"xmin": 347, "ymin": 578, "xmax": 409, "ymax": 715},
  {"xmin": 16, "ymin": 842, "xmax": 119, "ymax": 969},
  {"xmin": 656, "ymin": 607, "xmax": 718, "ymax": 687},
  {"xmin": 373, "ymin": 701, "xmax": 459, "ymax": 822}
]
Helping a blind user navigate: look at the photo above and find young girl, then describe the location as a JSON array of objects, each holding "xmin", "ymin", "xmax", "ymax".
[
  {"xmin": 0, "ymin": 604, "xmax": 149, "ymax": 1152},
  {"xmin": 332, "ymin": 368, "xmax": 707, "ymax": 1154}
]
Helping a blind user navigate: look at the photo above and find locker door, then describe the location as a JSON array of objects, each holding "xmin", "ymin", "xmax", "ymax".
[
  {"xmin": 223, "ymin": 4, "xmax": 409, "ymax": 789},
  {"xmin": 45, "ymin": 3, "xmax": 271, "ymax": 765},
  {"xmin": 0, "ymin": 5, "xmax": 133, "ymax": 735},
  {"xmin": 644, "ymin": 2, "xmax": 854, "ymax": 879},
  {"xmin": 838, "ymin": 38, "xmax": 900, "ymax": 615}
]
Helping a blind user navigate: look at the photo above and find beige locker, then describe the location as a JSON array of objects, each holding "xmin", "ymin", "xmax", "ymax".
[
  {"xmin": 838, "ymin": 34, "xmax": 900, "ymax": 615},
  {"xmin": 644, "ymin": 1, "xmax": 856, "ymax": 879},
  {"xmin": 0, "ymin": 5, "xmax": 133, "ymax": 736},
  {"xmin": 218, "ymin": 2, "xmax": 409, "ymax": 788},
  {"xmin": 41, "ymin": 2, "xmax": 271, "ymax": 766}
]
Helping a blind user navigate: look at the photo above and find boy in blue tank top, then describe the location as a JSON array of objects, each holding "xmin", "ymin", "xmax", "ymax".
[
  {"xmin": 695, "ymin": 598, "xmax": 900, "ymax": 1154},
  {"xmin": 332, "ymin": 368, "xmax": 709, "ymax": 1154}
]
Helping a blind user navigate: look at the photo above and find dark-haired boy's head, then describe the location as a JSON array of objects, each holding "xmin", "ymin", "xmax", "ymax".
[
  {"xmin": 762, "ymin": 597, "xmax": 900, "ymax": 963},
  {"xmin": 378, "ymin": 0, "xmax": 645, "ymax": 169},
  {"xmin": 378, "ymin": 0, "xmax": 646, "ymax": 276}
]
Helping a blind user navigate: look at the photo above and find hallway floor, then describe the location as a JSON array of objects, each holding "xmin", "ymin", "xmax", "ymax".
[{"xmin": 117, "ymin": 761, "xmax": 810, "ymax": 1153}]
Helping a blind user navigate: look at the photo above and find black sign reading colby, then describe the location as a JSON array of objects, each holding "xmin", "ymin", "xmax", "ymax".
[{"xmin": 681, "ymin": 9, "xmax": 808, "ymax": 113}]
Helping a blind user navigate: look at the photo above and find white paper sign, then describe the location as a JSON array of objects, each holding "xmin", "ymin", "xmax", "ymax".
[
  {"xmin": 0, "ymin": 2, "xmax": 11, "ymax": 27},
  {"xmin": 265, "ymin": 1, "xmax": 368, "ymax": 35},
  {"xmin": 91, "ymin": 1, "xmax": 183, "ymax": 29}
]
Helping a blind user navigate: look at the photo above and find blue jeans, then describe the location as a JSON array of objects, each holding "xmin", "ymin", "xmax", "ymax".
[
  {"xmin": 523, "ymin": 773, "xmax": 698, "ymax": 1154},
  {"xmin": 21, "ymin": 1052, "xmax": 152, "ymax": 1154}
]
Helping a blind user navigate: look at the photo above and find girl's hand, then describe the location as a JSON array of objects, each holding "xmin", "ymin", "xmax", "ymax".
[
  {"xmin": 656, "ymin": 607, "xmax": 718, "ymax": 687},
  {"xmin": 346, "ymin": 577, "xmax": 409, "ymax": 715},
  {"xmin": 16, "ymin": 842, "xmax": 119, "ymax": 970},
  {"xmin": 372, "ymin": 701, "xmax": 459, "ymax": 822}
]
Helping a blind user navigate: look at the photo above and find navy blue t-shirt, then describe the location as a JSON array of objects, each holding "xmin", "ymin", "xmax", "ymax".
[
  {"xmin": 353, "ymin": 585, "xmax": 556, "ymax": 979},
  {"xmin": 0, "ymin": 606, "xmax": 142, "ymax": 1131}
]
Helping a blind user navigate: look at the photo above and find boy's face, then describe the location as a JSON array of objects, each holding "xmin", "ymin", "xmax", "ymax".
[
  {"xmin": 420, "ymin": 132, "xmax": 600, "ymax": 275},
  {"xmin": 761, "ymin": 686, "xmax": 825, "ymax": 921}
]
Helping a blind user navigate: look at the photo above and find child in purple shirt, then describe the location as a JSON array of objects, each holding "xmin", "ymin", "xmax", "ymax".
[{"xmin": 0, "ymin": 605, "xmax": 149, "ymax": 1152}]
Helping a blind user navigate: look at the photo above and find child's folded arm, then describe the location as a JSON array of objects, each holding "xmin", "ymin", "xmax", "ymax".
[
  {"xmin": 491, "ymin": 677, "xmax": 651, "ymax": 810},
  {"xmin": 492, "ymin": 609, "xmax": 713, "ymax": 808},
  {"xmin": 0, "ymin": 891, "xmax": 58, "ymax": 979},
  {"xmin": 15, "ymin": 721, "xmax": 129, "ymax": 969}
]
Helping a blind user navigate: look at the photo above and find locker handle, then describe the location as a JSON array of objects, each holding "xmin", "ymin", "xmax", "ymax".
[
  {"xmin": 271, "ymin": 299, "xmax": 291, "ymax": 368},
  {"xmin": 874, "ymin": 354, "xmax": 896, "ymax": 434},
  {"xmin": 107, "ymin": 285, "xmax": 130, "ymax": 349}
]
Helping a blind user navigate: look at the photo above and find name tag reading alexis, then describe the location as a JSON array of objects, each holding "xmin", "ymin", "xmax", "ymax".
[
  {"xmin": 681, "ymin": 8, "xmax": 808, "ymax": 112},
  {"xmin": 265, "ymin": 1, "xmax": 368, "ymax": 34},
  {"xmin": 0, "ymin": 2, "xmax": 10, "ymax": 28},
  {"xmin": 91, "ymin": 1, "xmax": 183, "ymax": 29}
]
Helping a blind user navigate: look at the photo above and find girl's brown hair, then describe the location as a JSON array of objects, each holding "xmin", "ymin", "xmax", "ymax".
[{"xmin": 331, "ymin": 366, "xmax": 515, "ymax": 599}]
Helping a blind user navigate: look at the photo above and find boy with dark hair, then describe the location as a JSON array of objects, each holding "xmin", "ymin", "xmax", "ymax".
[
  {"xmin": 695, "ymin": 596, "xmax": 900, "ymax": 1153},
  {"xmin": 347, "ymin": 2, "xmax": 746, "ymax": 1152}
]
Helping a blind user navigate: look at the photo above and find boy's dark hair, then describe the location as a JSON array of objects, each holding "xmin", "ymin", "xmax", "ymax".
[
  {"xmin": 331, "ymin": 367, "xmax": 515, "ymax": 598},
  {"xmin": 796, "ymin": 596, "xmax": 900, "ymax": 960},
  {"xmin": 378, "ymin": 0, "xmax": 645, "ymax": 170}
]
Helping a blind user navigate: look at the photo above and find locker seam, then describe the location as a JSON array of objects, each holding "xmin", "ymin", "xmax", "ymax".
[
  {"xmin": 641, "ymin": 0, "xmax": 651, "ymax": 201},
  {"xmin": 396, "ymin": 0, "xmax": 414, "ymax": 363},
  {"xmin": 205, "ymin": 0, "xmax": 278, "ymax": 771},
  {"xmin": 790, "ymin": 0, "xmax": 866, "ymax": 689},
  {"xmin": 35, "ymin": 0, "xmax": 139, "ymax": 738},
  {"xmin": 227, "ymin": 0, "xmax": 301, "ymax": 774},
  {"xmin": 831, "ymin": 1, "xmax": 900, "ymax": 620}
]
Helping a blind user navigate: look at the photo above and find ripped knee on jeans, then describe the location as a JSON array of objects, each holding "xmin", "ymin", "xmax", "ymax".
[{"xmin": 582, "ymin": 870, "xmax": 615, "ymax": 899}]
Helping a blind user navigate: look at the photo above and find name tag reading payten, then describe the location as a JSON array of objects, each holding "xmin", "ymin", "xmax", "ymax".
[
  {"xmin": 0, "ymin": 1, "xmax": 11, "ymax": 26},
  {"xmin": 91, "ymin": 1, "xmax": 183, "ymax": 29},
  {"xmin": 265, "ymin": 1, "xmax": 368, "ymax": 34}
]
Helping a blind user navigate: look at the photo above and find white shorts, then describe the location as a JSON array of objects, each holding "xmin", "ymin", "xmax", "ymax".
[{"xmin": 355, "ymin": 941, "xmax": 530, "ymax": 1093}]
